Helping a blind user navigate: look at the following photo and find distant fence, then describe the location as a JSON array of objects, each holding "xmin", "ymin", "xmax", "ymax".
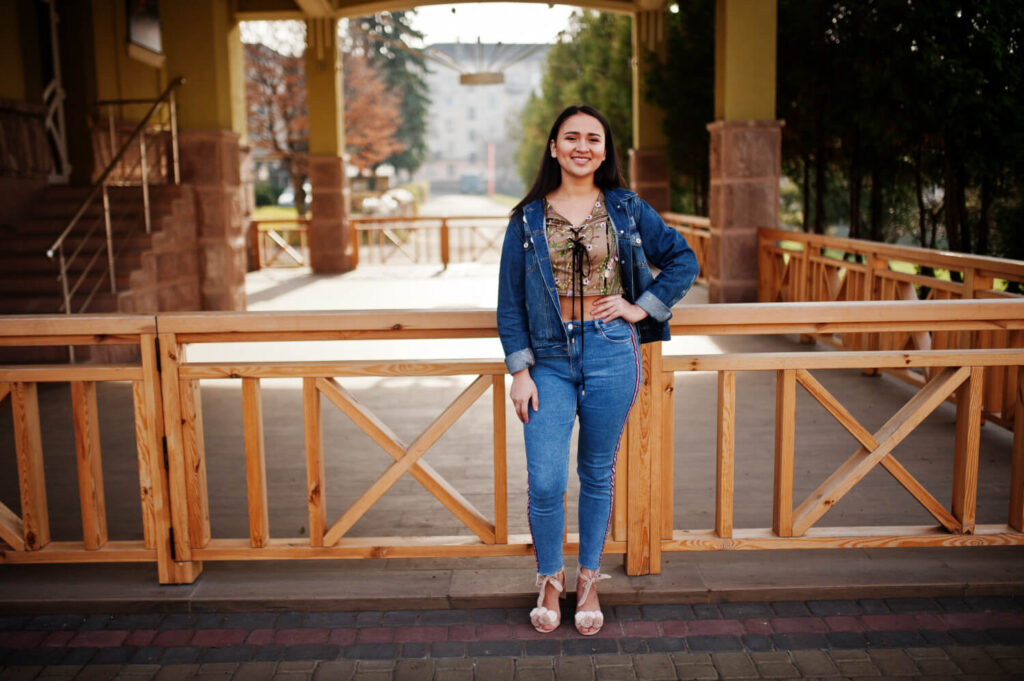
[{"xmin": 2, "ymin": 299, "xmax": 1022, "ymax": 583}]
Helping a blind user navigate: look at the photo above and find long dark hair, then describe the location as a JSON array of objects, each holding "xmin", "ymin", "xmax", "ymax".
[{"xmin": 511, "ymin": 104, "xmax": 626, "ymax": 216}]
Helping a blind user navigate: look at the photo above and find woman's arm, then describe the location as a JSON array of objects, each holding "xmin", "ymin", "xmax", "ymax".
[
  {"xmin": 631, "ymin": 200, "xmax": 700, "ymax": 322},
  {"xmin": 497, "ymin": 213, "xmax": 536, "ymax": 373}
]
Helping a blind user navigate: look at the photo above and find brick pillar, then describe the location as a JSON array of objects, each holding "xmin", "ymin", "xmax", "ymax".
[
  {"xmin": 307, "ymin": 154, "xmax": 352, "ymax": 273},
  {"xmin": 629, "ymin": 148, "xmax": 671, "ymax": 213},
  {"xmin": 706, "ymin": 120, "xmax": 782, "ymax": 303},
  {"xmin": 178, "ymin": 129, "xmax": 247, "ymax": 311}
]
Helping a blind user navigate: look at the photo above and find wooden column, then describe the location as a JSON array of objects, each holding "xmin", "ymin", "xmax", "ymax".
[
  {"xmin": 953, "ymin": 367, "xmax": 984, "ymax": 534},
  {"xmin": 625, "ymin": 343, "xmax": 663, "ymax": 575},
  {"xmin": 71, "ymin": 381, "xmax": 107, "ymax": 550},
  {"xmin": 12, "ymin": 382, "xmax": 48, "ymax": 550},
  {"xmin": 1010, "ymin": 370, "xmax": 1024, "ymax": 532}
]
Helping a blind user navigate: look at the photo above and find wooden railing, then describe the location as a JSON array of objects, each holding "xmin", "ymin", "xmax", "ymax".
[
  {"xmin": 759, "ymin": 228, "xmax": 1024, "ymax": 428},
  {"xmin": 663, "ymin": 213, "xmax": 711, "ymax": 285},
  {"xmin": 351, "ymin": 215, "xmax": 508, "ymax": 269},
  {"xmin": 249, "ymin": 218, "xmax": 310, "ymax": 270},
  {"xmin": 2, "ymin": 300, "xmax": 1022, "ymax": 582}
]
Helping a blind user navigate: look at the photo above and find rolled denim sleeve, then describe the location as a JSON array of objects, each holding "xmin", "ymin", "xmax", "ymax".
[
  {"xmin": 497, "ymin": 214, "xmax": 535, "ymax": 373},
  {"xmin": 634, "ymin": 200, "xmax": 699, "ymax": 318}
]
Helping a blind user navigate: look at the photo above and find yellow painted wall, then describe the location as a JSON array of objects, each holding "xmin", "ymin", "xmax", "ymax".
[
  {"xmin": 162, "ymin": 0, "xmax": 246, "ymax": 134},
  {"xmin": 714, "ymin": 0, "xmax": 777, "ymax": 120},
  {"xmin": 305, "ymin": 17, "xmax": 344, "ymax": 156},
  {"xmin": 632, "ymin": 10, "xmax": 667, "ymax": 149},
  {"xmin": 0, "ymin": 2, "xmax": 26, "ymax": 100},
  {"xmin": 91, "ymin": 0, "xmax": 165, "ymax": 112}
]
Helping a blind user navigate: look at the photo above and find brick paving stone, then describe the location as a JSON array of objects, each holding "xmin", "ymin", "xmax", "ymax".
[
  {"xmin": 28, "ymin": 616, "xmax": 86, "ymax": 632},
  {"xmin": 393, "ymin": 659, "xmax": 433, "ymax": 681},
  {"xmin": 866, "ymin": 649, "xmax": 919, "ymax": 674},
  {"xmin": 740, "ymin": 634, "xmax": 773, "ymax": 652},
  {"xmin": 302, "ymin": 613, "xmax": 358, "ymax": 629},
  {"xmin": 419, "ymin": 610, "xmax": 471, "ymax": 626},
  {"xmin": 685, "ymin": 636, "xmax": 741, "ymax": 653},
  {"xmin": 861, "ymin": 614, "xmax": 920, "ymax": 631},
  {"xmin": 355, "ymin": 628, "xmax": 394, "ymax": 644},
  {"xmin": 476, "ymin": 624, "xmax": 515, "ymax": 641},
  {"xmin": 640, "ymin": 605, "xmax": 693, "ymax": 621},
  {"xmin": 234, "ymin": 661, "xmax": 278, "ymax": 681},
  {"xmin": 272, "ymin": 614, "xmax": 303, "ymax": 630},
  {"xmin": 429, "ymin": 642, "xmax": 466, "ymax": 658},
  {"xmin": 720, "ymin": 602, "xmax": 773, "ymax": 620},
  {"xmin": 561, "ymin": 639, "xmax": 617, "ymax": 657},
  {"xmin": 221, "ymin": 614, "xmax": 278, "ymax": 630},
  {"xmin": 9, "ymin": 649, "xmax": 68, "ymax": 666},
  {"xmin": 379, "ymin": 611, "xmax": 418, "ymax": 626},
  {"xmin": 81, "ymin": 616, "xmax": 113, "ymax": 632},
  {"xmin": 40, "ymin": 665, "xmax": 83, "ymax": 677},
  {"xmin": 328, "ymin": 629, "xmax": 356, "ymax": 646},
  {"xmin": 646, "ymin": 637, "xmax": 687, "ymax": 653},
  {"xmin": 515, "ymin": 669, "xmax": 554, "ymax": 681},
  {"xmin": 593, "ymin": 666, "xmax": 635, "ymax": 681},
  {"xmin": 906, "ymin": 646, "xmax": 953, "ymax": 659},
  {"xmin": 771, "ymin": 602, "xmax": 811, "ymax": 618},
  {"xmin": 742, "ymin": 618, "xmax": 771, "ymax": 635},
  {"xmin": 0, "ymin": 631, "xmax": 48, "ymax": 647},
  {"xmin": 914, "ymin": 613, "xmax": 947, "ymax": 630},
  {"xmin": 612, "ymin": 607, "xmax": 642, "ymax": 622},
  {"xmin": 621, "ymin": 621, "xmax": 658, "ymax": 638},
  {"xmin": 190, "ymin": 629, "xmax": 249, "ymax": 648},
  {"xmin": 991, "ymin": 628, "xmax": 1024, "ymax": 645},
  {"xmin": 865, "ymin": 630, "xmax": 926, "ymax": 648},
  {"xmin": 553, "ymin": 656, "xmax": 594, "ymax": 681},
  {"xmin": 341, "ymin": 644, "xmax": 396, "ymax": 660},
  {"xmin": 825, "ymin": 631, "xmax": 868, "ymax": 649},
  {"xmin": 285, "ymin": 645, "xmax": 341, "ymax": 662},
  {"xmin": 790, "ymin": 649, "xmax": 839, "ymax": 676},
  {"xmin": 685, "ymin": 620, "xmax": 743, "ymax": 636},
  {"xmin": 152, "ymin": 666, "xmax": 201, "ymax": 681},
  {"xmin": 521, "ymin": 640, "xmax": 561, "ymax": 657},
  {"xmin": 400, "ymin": 642, "xmax": 429, "ymax": 658},
  {"xmin": 123, "ymin": 631, "xmax": 157, "ymax": 648},
  {"xmin": 108, "ymin": 615, "xmax": 164, "ymax": 631},
  {"xmin": 710, "ymin": 651, "xmax": 756, "ymax": 678},
  {"xmin": 469, "ymin": 640, "xmax": 521, "ymax": 658},
  {"xmin": 749, "ymin": 652, "xmax": 789, "ymax": 663},
  {"xmin": 153, "ymin": 631, "xmax": 194, "ymax": 647},
  {"xmin": 245, "ymin": 629, "xmax": 275, "ymax": 646},
  {"xmin": 129, "ymin": 648, "xmax": 165, "ymax": 665},
  {"xmin": 0, "ymin": 617, "xmax": 32, "ymax": 632},
  {"xmin": 660, "ymin": 620, "xmax": 686, "ymax": 637},
  {"xmin": 936, "ymin": 597, "xmax": 971, "ymax": 612},
  {"xmin": 673, "ymin": 662, "xmax": 717, "ymax": 680},
  {"xmin": 757, "ymin": 660, "xmax": 802, "ymax": 678},
  {"xmin": 0, "ymin": 667, "xmax": 44, "ymax": 681},
  {"xmin": 436, "ymin": 658, "xmax": 474, "ymax": 670},
  {"xmin": 634, "ymin": 651, "xmax": 675, "ymax": 675},
  {"xmin": 197, "ymin": 646, "xmax": 255, "ymax": 664},
  {"xmin": 348, "ymin": 672, "xmax": 387, "ymax": 681},
  {"xmin": 984, "ymin": 645, "xmax": 1024, "ymax": 659},
  {"xmin": 997, "ymin": 656, "xmax": 1024, "ymax": 674},
  {"xmin": 771, "ymin": 632, "xmax": 829, "ymax": 650},
  {"xmin": 71, "ymin": 666, "xmax": 123, "ymax": 681},
  {"xmin": 62, "ymin": 648, "xmax": 97, "ymax": 665},
  {"xmin": 835, "ymin": 659, "xmax": 882, "ymax": 676},
  {"xmin": 469, "ymin": 609, "xmax": 510, "ymax": 625},
  {"xmin": 920, "ymin": 630, "xmax": 957, "ymax": 646},
  {"xmin": 914, "ymin": 656, "xmax": 963, "ymax": 675},
  {"xmin": 197, "ymin": 662, "xmax": 239, "ymax": 674},
  {"xmin": 275, "ymin": 629, "xmax": 330, "ymax": 646},
  {"xmin": 355, "ymin": 660, "xmax": 393, "ymax": 671},
  {"xmin": 593, "ymin": 655, "xmax": 632, "ymax": 668},
  {"xmin": 857, "ymin": 599, "xmax": 890, "ymax": 615},
  {"xmin": 475, "ymin": 657, "xmax": 515, "ymax": 681},
  {"xmin": 41, "ymin": 631, "xmax": 76, "ymax": 647},
  {"xmin": 312, "ymin": 660, "xmax": 355, "ymax": 681},
  {"xmin": 888, "ymin": 597, "xmax": 942, "ymax": 614},
  {"xmin": 691, "ymin": 604, "xmax": 722, "ymax": 620},
  {"xmin": 159, "ymin": 648, "xmax": 200, "ymax": 665},
  {"xmin": 617, "ymin": 639, "xmax": 648, "ymax": 655},
  {"xmin": 965, "ymin": 596, "xmax": 1021, "ymax": 611},
  {"xmin": 250, "ymin": 646, "xmax": 286, "ymax": 663},
  {"xmin": 448, "ymin": 625, "xmax": 477, "ymax": 641},
  {"xmin": 949, "ymin": 629, "xmax": 994, "ymax": 646},
  {"xmin": 808, "ymin": 600, "xmax": 861, "ymax": 617},
  {"xmin": 770, "ymin": 617, "xmax": 829, "ymax": 634},
  {"xmin": 89, "ymin": 649, "xmax": 133, "ymax": 665},
  {"xmin": 516, "ymin": 657, "xmax": 554, "ymax": 669}
]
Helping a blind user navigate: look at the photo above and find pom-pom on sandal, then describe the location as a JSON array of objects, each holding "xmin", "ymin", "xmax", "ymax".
[
  {"xmin": 529, "ymin": 569, "xmax": 566, "ymax": 633},
  {"xmin": 574, "ymin": 568, "xmax": 610, "ymax": 636}
]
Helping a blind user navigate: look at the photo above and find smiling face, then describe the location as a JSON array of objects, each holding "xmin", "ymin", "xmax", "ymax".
[{"xmin": 550, "ymin": 112, "xmax": 607, "ymax": 182}]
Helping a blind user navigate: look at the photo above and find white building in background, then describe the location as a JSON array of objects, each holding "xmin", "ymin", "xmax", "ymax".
[{"xmin": 415, "ymin": 42, "xmax": 549, "ymax": 196}]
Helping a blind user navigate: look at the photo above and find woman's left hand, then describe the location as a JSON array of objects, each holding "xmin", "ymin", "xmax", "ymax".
[{"xmin": 590, "ymin": 295, "xmax": 648, "ymax": 323}]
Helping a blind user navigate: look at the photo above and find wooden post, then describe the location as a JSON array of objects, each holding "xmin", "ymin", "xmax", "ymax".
[
  {"xmin": 661, "ymin": 370, "xmax": 675, "ymax": 540},
  {"xmin": 71, "ymin": 381, "xmax": 107, "ymax": 550},
  {"xmin": 757, "ymin": 231, "xmax": 771, "ymax": 302},
  {"xmin": 440, "ymin": 218, "xmax": 450, "ymax": 270},
  {"xmin": 625, "ymin": 343, "xmax": 662, "ymax": 575},
  {"xmin": 953, "ymin": 366, "xmax": 984, "ymax": 534},
  {"xmin": 773, "ymin": 369, "xmax": 796, "ymax": 537},
  {"xmin": 1010, "ymin": 369, "xmax": 1024, "ymax": 532},
  {"xmin": 144, "ymin": 334, "xmax": 201, "ymax": 584},
  {"xmin": 303, "ymin": 377, "xmax": 326, "ymax": 547},
  {"xmin": 12, "ymin": 382, "xmax": 49, "ymax": 550},
  {"xmin": 180, "ymin": 379, "xmax": 211, "ymax": 548},
  {"xmin": 242, "ymin": 377, "xmax": 270, "ymax": 548},
  {"xmin": 716, "ymin": 370, "xmax": 736, "ymax": 538},
  {"xmin": 492, "ymin": 374, "xmax": 508, "ymax": 544}
]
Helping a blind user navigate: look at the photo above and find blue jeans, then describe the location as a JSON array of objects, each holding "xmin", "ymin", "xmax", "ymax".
[{"xmin": 523, "ymin": 318, "xmax": 642, "ymax": 575}]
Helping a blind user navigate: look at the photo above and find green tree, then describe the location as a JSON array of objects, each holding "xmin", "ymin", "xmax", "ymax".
[{"xmin": 516, "ymin": 11, "xmax": 633, "ymax": 187}]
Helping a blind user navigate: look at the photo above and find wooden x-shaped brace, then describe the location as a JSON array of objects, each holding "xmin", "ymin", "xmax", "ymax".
[
  {"xmin": 380, "ymin": 228, "xmax": 417, "ymax": 263},
  {"xmin": 316, "ymin": 376, "xmax": 494, "ymax": 546},
  {"xmin": 783, "ymin": 366, "xmax": 970, "ymax": 537},
  {"xmin": 468, "ymin": 226, "xmax": 505, "ymax": 262}
]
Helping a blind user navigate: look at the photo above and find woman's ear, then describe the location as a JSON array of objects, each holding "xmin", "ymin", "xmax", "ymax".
[{"xmin": 549, "ymin": 139, "xmax": 556, "ymax": 158}]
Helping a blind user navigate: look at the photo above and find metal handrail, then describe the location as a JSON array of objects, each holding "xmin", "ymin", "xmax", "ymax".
[{"xmin": 46, "ymin": 77, "xmax": 184, "ymax": 318}]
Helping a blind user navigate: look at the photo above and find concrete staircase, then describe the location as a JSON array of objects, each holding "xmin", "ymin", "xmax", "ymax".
[{"xmin": 0, "ymin": 184, "xmax": 200, "ymax": 316}]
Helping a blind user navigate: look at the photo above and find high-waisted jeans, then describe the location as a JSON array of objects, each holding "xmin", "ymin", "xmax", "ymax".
[{"xmin": 524, "ymin": 317, "xmax": 642, "ymax": 575}]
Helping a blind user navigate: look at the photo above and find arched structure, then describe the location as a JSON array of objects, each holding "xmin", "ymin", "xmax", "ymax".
[{"xmin": 0, "ymin": 0, "xmax": 779, "ymax": 311}]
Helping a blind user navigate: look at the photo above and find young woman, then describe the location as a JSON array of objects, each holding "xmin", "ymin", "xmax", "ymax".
[{"xmin": 497, "ymin": 105, "xmax": 699, "ymax": 635}]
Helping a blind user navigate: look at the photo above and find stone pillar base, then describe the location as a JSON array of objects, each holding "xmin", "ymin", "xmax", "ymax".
[
  {"xmin": 178, "ymin": 129, "xmax": 247, "ymax": 311},
  {"xmin": 308, "ymin": 154, "xmax": 353, "ymax": 274},
  {"xmin": 628, "ymin": 147, "xmax": 670, "ymax": 213},
  {"xmin": 706, "ymin": 120, "xmax": 783, "ymax": 303}
]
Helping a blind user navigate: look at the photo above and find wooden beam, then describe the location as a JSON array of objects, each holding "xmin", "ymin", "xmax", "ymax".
[
  {"xmin": 792, "ymin": 366, "xmax": 969, "ymax": 536},
  {"xmin": 1011, "ymin": 370, "xmax": 1024, "ymax": 532},
  {"xmin": 303, "ymin": 377, "xmax": 326, "ymax": 547},
  {"xmin": 773, "ymin": 370, "xmax": 796, "ymax": 537},
  {"xmin": 878, "ymin": 455, "xmax": 960, "ymax": 533},
  {"xmin": 156, "ymin": 334, "xmax": 195, "ymax": 565},
  {"xmin": 131, "ymin": 380, "xmax": 157, "ymax": 551},
  {"xmin": 0, "ymin": 365, "xmax": 142, "ymax": 382},
  {"xmin": 242, "ymin": 378, "xmax": 270, "ymax": 548},
  {"xmin": 716, "ymin": 371, "xmax": 736, "ymax": 539},
  {"xmin": 953, "ymin": 367, "xmax": 984, "ymax": 534},
  {"xmin": 663, "ymin": 349, "xmax": 1024, "ymax": 373},
  {"xmin": 71, "ymin": 382, "xmax": 107, "ymax": 550},
  {"xmin": 180, "ymin": 359, "xmax": 506, "ymax": 380},
  {"xmin": 492, "ymin": 374, "xmax": 508, "ymax": 545},
  {"xmin": 662, "ymin": 525, "xmax": 1024, "ymax": 551},
  {"xmin": 0, "ymin": 382, "xmax": 10, "ymax": 407},
  {"xmin": 795, "ymin": 369, "xmax": 878, "ymax": 450},
  {"xmin": 661, "ymin": 371, "xmax": 675, "ymax": 540},
  {"xmin": 626, "ymin": 344, "xmax": 659, "ymax": 575},
  {"xmin": 180, "ymin": 380, "xmax": 210, "ymax": 548},
  {"xmin": 0, "ymin": 502, "xmax": 25, "ymax": 551},
  {"xmin": 12, "ymin": 382, "xmax": 49, "ymax": 550}
]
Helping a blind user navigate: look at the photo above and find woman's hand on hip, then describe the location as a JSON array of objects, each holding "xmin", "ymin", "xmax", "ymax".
[
  {"xmin": 591, "ymin": 295, "xmax": 648, "ymax": 323},
  {"xmin": 510, "ymin": 369, "xmax": 539, "ymax": 424}
]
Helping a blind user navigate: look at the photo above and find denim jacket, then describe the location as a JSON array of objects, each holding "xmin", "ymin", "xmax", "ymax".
[{"xmin": 497, "ymin": 187, "xmax": 699, "ymax": 373}]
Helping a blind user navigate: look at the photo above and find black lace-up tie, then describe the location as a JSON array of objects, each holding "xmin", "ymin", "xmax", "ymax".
[{"xmin": 568, "ymin": 225, "xmax": 592, "ymax": 395}]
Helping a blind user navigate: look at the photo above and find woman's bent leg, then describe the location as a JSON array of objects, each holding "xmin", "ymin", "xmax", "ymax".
[
  {"xmin": 523, "ymin": 357, "xmax": 577, "ymax": 575},
  {"xmin": 576, "ymin": 322, "xmax": 641, "ymax": 571}
]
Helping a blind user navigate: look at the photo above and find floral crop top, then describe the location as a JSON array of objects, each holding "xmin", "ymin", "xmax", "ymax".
[{"xmin": 544, "ymin": 195, "xmax": 623, "ymax": 297}]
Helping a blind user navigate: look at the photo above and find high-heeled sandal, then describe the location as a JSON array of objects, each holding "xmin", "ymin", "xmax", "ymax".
[
  {"xmin": 529, "ymin": 569, "xmax": 566, "ymax": 633},
  {"xmin": 574, "ymin": 568, "xmax": 610, "ymax": 636}
]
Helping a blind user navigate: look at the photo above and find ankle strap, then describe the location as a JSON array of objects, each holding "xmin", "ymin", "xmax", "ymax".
[
  {"xmin": 576, "ymin": 569, "xmax": 610, "ymax": 604},
  {"xmin": 535, "ymin": 570, "xmax": 565, "ymax": 608}
]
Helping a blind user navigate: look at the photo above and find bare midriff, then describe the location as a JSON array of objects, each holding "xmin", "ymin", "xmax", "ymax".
[{"xmin": 559, "ymin": 294, "xmax": 606, "ymax": 322}]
